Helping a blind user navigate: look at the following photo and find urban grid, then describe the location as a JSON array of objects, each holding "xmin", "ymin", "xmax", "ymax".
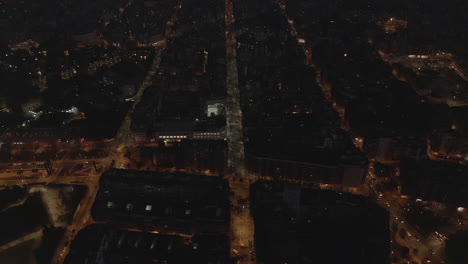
[{"xmin": 0, "ymin": 0, "xmax": 468, "ymax": 264}]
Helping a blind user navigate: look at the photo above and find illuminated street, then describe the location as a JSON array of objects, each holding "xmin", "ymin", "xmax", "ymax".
[
  {"xmin": 48, "ymin": 3, "xmax": 184, "ymax": 263},
  {"xmin": 2, "ymin": 1, "xmax": 468, "ymax": 264},
  {"xmin": 225, "ymin": 0, "xmax": 255, "ymax": 262}
]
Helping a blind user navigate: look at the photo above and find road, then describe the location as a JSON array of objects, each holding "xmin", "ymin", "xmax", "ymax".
[
  {"xmin": 225, "ymin": 0, "xmax": 255, "ymax": 263},
  {"xmin": 51, "ymin": 177, "xmax": 100, "ymax": 264},
  {"xmin": 367, "ymin": 165, "xmax": 446, "ymax": 264},
  {"xmin": 0, "ymin": 229, "xmax": 43, "ymax": 253},
  {"xmin": 113, "ymin": 2, "xmax": 182, "ymax": 149},
  {"xmin": 225, "ymin": 0, "xmax": 245, "ymax": 177},
  {"xmin": 0, "ymin": 3, "xmax": 184, "ymax": 263},
  {"xmin": 48, "ymin": 3, "xmax": 184, "ymax": 263},
  {"xmin": 2, "ymin": 1, "xmax": 453, "ymax": 264},
  {"xmin": 275, "ymin": 2, "xmax": 449, "ymax": 263}
]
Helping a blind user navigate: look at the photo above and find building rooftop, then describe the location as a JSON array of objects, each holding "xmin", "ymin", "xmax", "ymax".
[
  {"xmin": 250, "ymin": 181, "xmax": 390, "ymax": 264},
  {"xmin": 92, "ymin": 169, "xmax": 230, "ymax": 234},
  {"xmin": 65, "ymin": 224, "xmax": 231, "ymax": 264}
]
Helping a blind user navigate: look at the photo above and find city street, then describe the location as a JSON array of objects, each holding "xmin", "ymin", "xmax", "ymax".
[
  {"xmin": 48, "ymin": 2, "xmax": 185, "ymax": 263},
  {"xmin": 367, "ymin": 164, "xmax": 446, "ymax": 264},
  {"xmin": 2, "ymin": 1, "xmax": 462, "ymax": 264},
  {"xmin": 225, "ymin": 0, "xmax": 255, "ymax": 263},
  {"xmin": 275, "ymin": 1, "xmax": 453, "ymax": 263}
]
